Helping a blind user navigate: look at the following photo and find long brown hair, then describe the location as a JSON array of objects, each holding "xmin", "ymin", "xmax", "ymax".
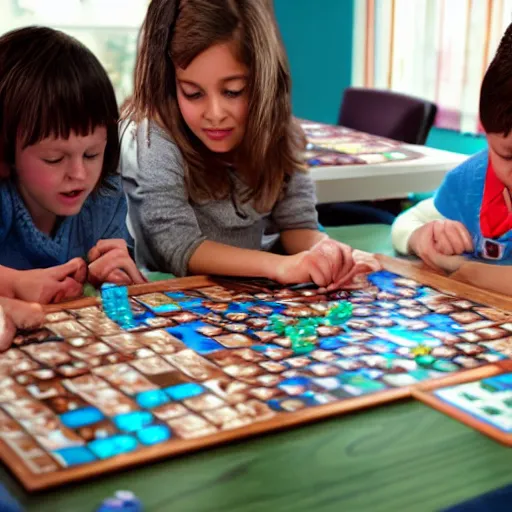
[
  {"xmin": 0, "ymin": 26, "xmax": 120, "ymax": 190},
  {"xmin": 127, "ymin": 0, "xmax": 305, "ymax": 212}
]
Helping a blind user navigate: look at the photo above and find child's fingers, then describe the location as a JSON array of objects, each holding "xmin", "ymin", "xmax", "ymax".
[
  {"xmin": 304, "ymin": 252, "xmax": 332, "ymax": 287},
  {"xmin": 105, "ymin": 269, "xmax": 133, "ymax": 285},
  {"xmin": 50, "ymin": 258, "xmax": 87, "ymax": 282},
  {"xmin": 52, "ymin": 277, "xmax": 84, "ymax": 303},
  {"xmin": 0, "ymin": 306, "xmax": 16, "ymax": 352},
  {"xmin": 0, "ymin": 298, "xmax": 45, "ymax": 330},
  {"xmin": 89, "ymin": 251, "xmax": 146, "ymax": 285},
  {"xmin": 455, "ymin": 222, "xmax": 474, "ymax": 252},
  {"xmin": 88, "ymin": 239, "xmax": 128, "ymax": 263}
]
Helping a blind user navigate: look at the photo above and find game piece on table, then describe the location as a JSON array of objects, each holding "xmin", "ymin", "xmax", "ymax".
[
  {"xmin": 96, "ymin": 490, "xmax": 143, "ymax": 512},
  {"xmin": 101, "ymin": 284, "xmax": 136, "ymax": 329},
  {"xmin": 325, "ymin": 301, "xmax": 353, "ymax": 326},
  {"xmin": 285, "ymin": 323, "xmax": 317, "ymax": 354}
]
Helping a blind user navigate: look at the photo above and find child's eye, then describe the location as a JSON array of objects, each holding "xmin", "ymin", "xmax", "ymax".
[
  {"xmin": 84, "ymin": 153, "xmax": 100, "ymax": 160},
  {"xmin": 224, "ymin": 89, "xmax": 244, "ymax": 98},
  {"xmin": 43, "ymin": 157, "xmax": 63, "ymax": 164},
  {"xmin": 183, "ymin": 91, "xmax": 202, "ymax": 100}
]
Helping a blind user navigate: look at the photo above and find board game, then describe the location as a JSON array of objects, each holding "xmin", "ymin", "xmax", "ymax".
[
  {"xmin": 301, "ymin": 120, "xmax": 423, "ymax": 167},
  {"xmin": 2, "ymin": 256, "xmax": 512, "ymax": 492}
]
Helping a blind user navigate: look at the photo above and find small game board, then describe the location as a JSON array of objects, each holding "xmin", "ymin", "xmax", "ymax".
[
  {"xmin": 301, "ymin": 120, "xmax": 423, "ymax": 167},
  {"xmin": 2, "ymin": 256, "xmax": 512, "ymax": 491}
]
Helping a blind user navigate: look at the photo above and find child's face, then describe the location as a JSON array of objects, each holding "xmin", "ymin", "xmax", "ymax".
[
  {"xmin": 175, "ymin": 41, "xmax": 249, "ymax": 154},
  {"xmin": 15, "ymin": 127, "xmax": 107, "ymax": 234},
  {"xmin": 488, "ymin": 131, "xmax": 512, "ymax": 188}
]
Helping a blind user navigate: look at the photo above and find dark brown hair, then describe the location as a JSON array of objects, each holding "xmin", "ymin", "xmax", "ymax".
[
  {"xmin": 0, "ymin": 26, "xmax": 120, "ymax": 189},
  {"xmin": 480, "ymin": 23, "xmax": 512, "ymax": 135},
  {"xmin": 127, "ymin": 0, "xmax": 305, "ymax": 212}
]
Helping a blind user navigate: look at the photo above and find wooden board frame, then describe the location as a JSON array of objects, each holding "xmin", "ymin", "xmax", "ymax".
[{"xmin": 4, "ymin": 255, "xmax": 512, "ymax": 491}]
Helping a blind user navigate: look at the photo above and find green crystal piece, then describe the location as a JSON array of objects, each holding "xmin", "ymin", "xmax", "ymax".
[
  {"xmin": 291, "ymin": 339, "xmax": 315, "ymax": 354},
  {"xmin": 325, "ymin": 301, "xmax": 353, "ymax": 325},
  {"xmin": 415, "ymin": 354, "xmax": 436, "ymax": 367},
  {"xmin": 432, "ymin": 360, "xmax": 459, "ymax": 373}
]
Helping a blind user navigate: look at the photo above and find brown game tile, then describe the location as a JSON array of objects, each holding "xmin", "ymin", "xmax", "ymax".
[
  {"xmin": 426, "ymin": 329, "xmax": 461, "ymax": 345},
  {"xmin": 453, "ymin": 356, "xmax": 481, "ymax": 369},
  {"xmin": 394, "ymin": 277, "xmax": 420, "ymax": 288},
  {"xmin": 276, "ymin": 398, "xmax": 307, "ymax": 412},
  {"xmin": 335, "ymin": 346, "xmax": 369, "ymax": 358},
  {"xmin": 131, "ymin": 356, "xmax": 174, "ymax": 375},
  {"xmin": 45, "ymin": 311, "xmax": 74, "ymax": 323},
  {"xmin": 346, "ymin": 319, "xmax": 372, "ymax": 330},
  {"xmin": 225, "ymin": 312, "xmax": 249, "ymax": 322},
  {"xmin": 376, "ymin": 291, "xmax": 399, "ymax": 301},
  {"xmin": 146, "ymin": 371, "xmax": 191, "ymax": 388},
  {"xmin": 78, "ymin": 317, "xmax": 121, "ymax": 336},
  {"xmin": 451, "ymin": 311, "xmax": 484, "ymax": 324},
  {"xmin": 431, "ymin": 346, "xmax": 458, "ymax": 358},
  {"xmin": 26, "ymin": 379, "xmax": 68, "ymax": 400},
  {"xmin": 369, "ymin": 317, "xmax": 396, "ymax": 328},
  {"xmin": 334, "ymin": 358, "xmax": 363, "ymax": 371},
  {"xmin": 94, "ymin": 364, "xmax": 156, "ymax": 395},
  {"xmin": 396, "ymin": 299, "xmax": 421, "ymax": 308},
  {"xmin": 77, "ymin": 421, "xmax": 117, "ymax": 442},
  {"xmin": 309, "ymin": 364, "xmax": 340, "ymax": 377},
  {"xmin": 203, "ymin": 302, "xmax": 229, "ymax": 313},
  {"xmin": 46, "ymin": 320, "xmax": 92, "ymax": 338},
  {"xmin": 452, "ymin": 300, "xmax": 475, "ymax": 310},
  {"xmin": 144, "ymin": 317, "xmax": 176, "ymax": 329},
  {"xmin": 462, "ymin": 321, "xmax": 496, "ymax": 332},
  {"xmin": 236, "ymin": 400, "xmax": 275, "ymax": 422},
  {"xmin": 432, "ymin": 304, "xmax": 456, "ymax": 315},
  {"xmin": 271, "ymin": 337, "xmax": 292, "ymax": 348},
  {"xmin": 3, "ymin": 398, "xmax": 52, "ymax": 420},
  {"xmin": 259, "ymin": 361, "xmax": 287, "ymax": 373},
  {"xmin": 73, "ymin": 306, "xmax": 103, "ymax": 318},
  {"xmin": 6, "ymin": 434, "xmax": 45, "ymax": 458},
  {"xmin": 232, "ymin": 348, "xmax": 266, "ymax": 363},
  {"xmin": 476, "ymin": 308, "xmax": 512, "ymax": 322},
  {"xmin": 203, "ymin": 378, "xmax": 250, "ymax": 405},
  {"xmin": 27, "ymin": 453, "xmax": 60, "ymax": 474},
  {"xmin": 213, "ymin": 333, "xmax": 253, "ymax": 349},
  {"xmin": 167, "ymin": 413, "xmax": 217, "ymax": 439},
  {"xmin": 246, "ymin": 318, "xmax": 269, "ymax": 329},
  {"xmin": 153, "ymin": 402, "xmax": 188, "ymax": 420},
  {"xmin": 224, "ymin": 364, "xmax": 264, "ymax": 383},
  {"xmin": 253, "ymin": 331, "xmax": 278, "ymax": 343},
  {"xmin": 476, "ymin": 352, "xmax": 503, "ymax": 363},
  {"xmin": 0, "ymin": 349, "xmax": 40, "ymax": 376},
  {"xmin": 17, "ymin": 369, "xmax": 56, "ymax": 386},
  {"xmin": 310, "ymin": 350, "xmax": 338, "ymax": 363},
  {"xmin": 198, "ymin": 285, "xmax": 233, "ymax": 301},
  {"xmin": 224, "ymin": 323, "xmax": 249, "ymax": 334},
  {"xmin": 28, "ymin": 423, "xmax": 83, "ymax": 451},
  {"xmin": 69, "ymin": 341, "xmax": 113, "ymax": 359},
  {"xmin": 475, "ymin": 327, "xmax": 509, "ymax": 340},
  {"xmin": 101, "ymin": 333, "xmax": 144, "ymax": 353},
  {"xmin": 499, "ymin": 323, "xmax": 512, "ymax": 332},
  {"xmin": 255, "ymin": 374, "xmax": 284, "ymax": 387},
  {"xmin": 454, "ymin": 342, "xmax": 484, "ymax": 356},
  {"xmin": 248, "ymin": 305, "xmax": 275, "ymax": 316},
  {"xmin": 352, "ymin": 307, "xmax": 373, "ymax": 317},
  {"xmin": 480, "ymin": 338, "xmax": 512, "ymax": 357},
  {"xmin": 203, "ymin": 406, "xmax": 253, "ymax": 429},
  {"xmin": 397, "ymin": 308, "xmax": 427, "ymax": 319},
  {"xmin": 0, "ymin": 409, "xmax": 24, "ymax": 436},
  {"xmin": 129, "ymin": 298, "xmax": 149, "ymax": 316},
  {"xmin": 44, "ymin": 395, "xmax": 88, "ymax": 415},
  {"xmin": 254, "ymin": 293, "xmax": 271, "ymax": 300},
  {"xmin": 196, "ymin": 325, "xmax": 224, "ymax": 337},
  {"xmin": 164, "ymin": 349, "xmax": 223, "ymax": 381},
  {"xmin": 281, "ymin": 306, "xmax": 316, "ymax": 318},
  {"xmin": 265, "ymin": 348, "xmax": 294, "ymax": 361},
  {"xmin": 0, "ymin": 378, "xmax": 29, "ymax": 402},
  {"xmin": 55, "ymin": 362, "xmax": 90, "ymax": 378},
  {"xmin": 183, "ymin": 393, "xmax": 225, "ymax": 412},
  {"xmin": 206, "ymin": 351, "xmax": 248, "ymax": 368},
  {"xmin": 100, "ymin": 353, "xmax": 136, "ymax": 366},
  {"xmin": 316, "ymin": 325, "xmax": 341, "ymax": 337},
  {"xmin": 135, "ymin": 292, "xmax": 180, "ymax": 310},
  {"xmin": 203, "ymin": 312, "xmax": 224, "ymax": 323},
  {"xmin": 285, "ymin": 357, "xmax": 312, "ymax": 369},
  {"xmin": 136, "ymin": 330, "xmax": 186, "ymax": 355},
  {"xmin": 22, "ymin": 342, "xmax": 72, "ymax": 367},
  {"xmin": 248, "ymin": 387, "xmax": 283, "ymax": 401},
  {"xmin": 66, "ymin": 337, "xmax": 96, "ymax": 348},
  {"xmin": 347, "ymin": 331, "xmax": 373, "ymax": 342},
  {"xmin": 172, "ymin": 312, "xmax": 199, "ymax": 324},
  {"xmin": 394, "ymin": 287, "xmax": 417, "ymax": 298}
]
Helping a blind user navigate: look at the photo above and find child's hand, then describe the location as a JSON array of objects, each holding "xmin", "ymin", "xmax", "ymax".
[
  {"xmin": 88, "ymin": 239, "xmax": 146, "ymax": 287},
  {"xmin": 0, "ymin": 297, "xmax": 45, "ymax": 351},
  {"xmin": 274, "ymin": 239, "xmax": 354, "ymax": 288},
  {"xmin": 409, "ymin": 220, "xmax": 473, "ymax": 270},
  {"xmin": 13, "ymin": 258, "xmax": 86, "ymax": 304}
]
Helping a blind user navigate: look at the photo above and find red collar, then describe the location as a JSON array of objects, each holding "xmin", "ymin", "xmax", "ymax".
[{"xmin": 480, "ymin": 159, "xmax": 512, "ymax": 238}]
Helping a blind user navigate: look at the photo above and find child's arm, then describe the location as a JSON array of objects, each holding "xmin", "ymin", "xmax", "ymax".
[{"xmin": 391, "ymin": 198, "xmax": 446, "ymax": 254}]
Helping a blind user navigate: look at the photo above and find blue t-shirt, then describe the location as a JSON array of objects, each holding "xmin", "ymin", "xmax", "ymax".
[
  {"xmin": 434, "ymin": 149, "xmax": 512, "ymax": 263},
  {"xmin": 0, "ymin": 176, "xmax": 131, "ymax": 270}
]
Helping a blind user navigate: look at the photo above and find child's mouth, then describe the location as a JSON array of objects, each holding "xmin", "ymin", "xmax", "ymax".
[{"xmin": 61, "ymin": 190, "xmax": 84, "ymax": 198}]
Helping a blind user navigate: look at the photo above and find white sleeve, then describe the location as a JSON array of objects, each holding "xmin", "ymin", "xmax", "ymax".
[{"xmin": 391, "ymin": 198, "xmax": 446, "ymax": 255}]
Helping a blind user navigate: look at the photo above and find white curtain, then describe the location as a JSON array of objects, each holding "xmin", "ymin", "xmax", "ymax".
[{"xmin": 352, "ymin": 0, "xmax": 512, "ymax": 134}]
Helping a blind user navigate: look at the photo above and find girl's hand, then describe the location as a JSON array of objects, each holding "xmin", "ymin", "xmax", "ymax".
[
  {"xmin": 409, "ymin": 220, "xmax": 473, "ymax": 271},
  {"xmin": 12, "ymin": 258, "xmax": 86, "ymax": 304},
  {"xmin": 274, "ymin": 238, "xmax": 354, "ymax": 287},
  {"xmin": 0, "ymin": 298, "xmax": 45, "ymax": 351},
  {"xmin": 88, "ymin": 239, "xmax": 147, "ymax": 287}
]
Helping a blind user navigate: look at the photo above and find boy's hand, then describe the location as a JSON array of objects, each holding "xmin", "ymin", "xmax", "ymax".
[
  {"xmin": 12, "ymin": 258, "xmax": 86, "ymax": 304},
  {"xmin": 88, "ymin": 239, "xmax": 146, "ymax": 287},
  {"xmin": 0, "ymin": 298, "xmax": 45, "ymax": 351},
  {"xmin": 274, "ymin": 239, "xmax": 354, "ymax": 287},
  {"xmin": 408, "ymin": 220, "xmax": 473, "ymax": 270}
]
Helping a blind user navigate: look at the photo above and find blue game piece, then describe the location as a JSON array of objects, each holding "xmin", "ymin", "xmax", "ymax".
[
  {"xmin": 96, "ymin": 491, "xmax": 143, "ymax": 512},
  {"xmin": 101, "ymin": 284, "xmax": 135, "ymax": 328}
]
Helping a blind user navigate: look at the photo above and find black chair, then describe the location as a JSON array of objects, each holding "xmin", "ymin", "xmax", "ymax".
[{"xmin": 317, "ymin": 87, "xmax": 438, "ymax": 226}]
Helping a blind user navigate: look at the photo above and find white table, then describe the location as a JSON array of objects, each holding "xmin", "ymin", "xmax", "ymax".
[{"xmin": 310, "ymin": 144, "xmax": 468, "ymax": 204}]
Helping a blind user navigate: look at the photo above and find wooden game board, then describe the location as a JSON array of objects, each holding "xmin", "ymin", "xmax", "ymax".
[
  {"xmin": 2, "ymin": 256, "xmax": 512, "ymax": 491},
  {"xmin": 301, "ymin": 120, "xmax": 423, "ymax": 166}
]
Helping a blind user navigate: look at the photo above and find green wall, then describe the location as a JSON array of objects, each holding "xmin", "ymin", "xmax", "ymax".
[{"xmin": 274, "ymin": 0, "xmax": 487, "ymax": 156}]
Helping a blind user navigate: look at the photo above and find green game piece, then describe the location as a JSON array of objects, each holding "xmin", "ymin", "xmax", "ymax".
[
  {"xmin": 268, "ymin": 314, "xmax": 288, "ymax": 335},
  {"xmin": 415, "ymin": 354, "xmax": 436, "ymax": 367},
  {"xmin": 296, "ymin": 318, "xmax": 317, "ymax": 338},
  {"xmin": 291, "ymin": 339, "xmax": 315, "ymax": 354},
  {"xmin": 431, "ymin": 360, "xmax": 459, "ymax": 373},
  {"xmin": 325, "ymin": 301, "xmax": 353, "ymax": 326}
]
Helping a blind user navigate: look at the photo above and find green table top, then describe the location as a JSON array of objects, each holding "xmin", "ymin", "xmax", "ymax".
[
  {"xmin": 2, "ymin": 401, "xmax": 510, "ymax": 512},
  {"xmin": 3, "ymin": 225, "xmax": 509, "ymax": 511}
]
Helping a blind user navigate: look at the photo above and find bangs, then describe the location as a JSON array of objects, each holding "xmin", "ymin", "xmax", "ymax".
[{"xmin": 18, "ymin": 47, "xmax": 118, "ymax": 148}]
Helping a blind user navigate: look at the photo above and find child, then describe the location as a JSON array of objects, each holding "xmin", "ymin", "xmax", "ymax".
[
  {"xmin": 392, "ymin": 22, "xmax": 512, "ymax": 279},
  {"xmin": 0, "ymin": 26, "xmax": 145, "ymax": 304},
  {"xmin": 121, "ymin": 0, "xmax": 356, "ymax": 290}
]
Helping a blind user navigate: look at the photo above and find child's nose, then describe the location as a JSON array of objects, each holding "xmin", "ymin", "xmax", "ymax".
[
  {"xmin": 67, "ymin": 158, "xmax": 87, "ymax": 180},
  {"xmin": 204, "ymin": 96, "xmax": 227, "ymax": 123}
]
